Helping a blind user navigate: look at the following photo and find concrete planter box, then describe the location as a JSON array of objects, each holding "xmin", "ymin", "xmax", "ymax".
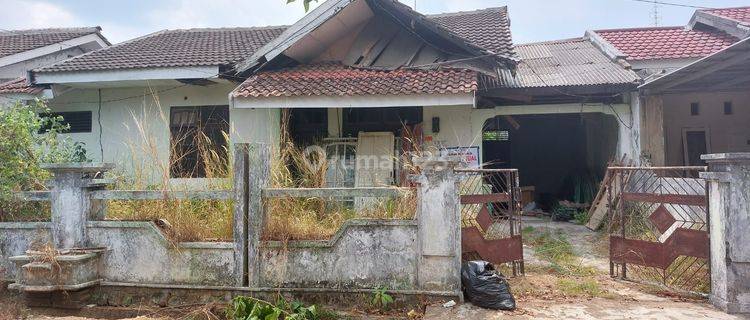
[{"xmin": 8, "ymin": 249, "xmax": 104, "ymax": 292}]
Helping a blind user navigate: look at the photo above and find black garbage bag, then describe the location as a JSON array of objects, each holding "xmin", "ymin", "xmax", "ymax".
[{"xmin": 461, "ymin": 260, "xmax": 516, "ymax": 310}]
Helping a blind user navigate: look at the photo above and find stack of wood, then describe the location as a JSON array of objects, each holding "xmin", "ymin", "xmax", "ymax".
[{"xmin": 585, "ymin": 156, "xmax": 635, "ymax": 231}]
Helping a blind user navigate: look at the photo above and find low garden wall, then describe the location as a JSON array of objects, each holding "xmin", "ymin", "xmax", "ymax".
[{"xmin": 0, "ymin": 143, "xmax": 464, "ymax": 306}]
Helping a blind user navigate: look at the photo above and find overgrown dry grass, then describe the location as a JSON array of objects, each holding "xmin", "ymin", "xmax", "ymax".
[
  {"xmin": 262, "ymin": 110, "xmax": 416, "ymax": 241},
  {"xmin": 103, "ymin": 92, "xmax": 234, "ymax": 242},
  {"xmin": 103, "ymin": 105, "xmax": 417, "ymax": 242}
]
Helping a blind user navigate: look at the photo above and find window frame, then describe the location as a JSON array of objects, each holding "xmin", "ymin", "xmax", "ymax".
[{"xmin": 169, "ymin": 105, "xmax": 230, "ymax": 179}]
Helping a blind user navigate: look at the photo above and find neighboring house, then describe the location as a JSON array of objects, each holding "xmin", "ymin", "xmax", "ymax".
[
  {"xmin": 639, "ymin": 37, "xmax": 750, "ymax": 167},
  {"xmin": 0, "ymin": 27, "xmax": 109, "ymax": 103},
  {"xmin": 586, "ymin": 6, "xmax": 750, "ymax": 166},
  {"xmin": 28, "ymin": 0, "xmax": 640, "ymax": 204},
  {"xmin": 30, "ymin": 26, "xmax": 286, "ymax": 182}
]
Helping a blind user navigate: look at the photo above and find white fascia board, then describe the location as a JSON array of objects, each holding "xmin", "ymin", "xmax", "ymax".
[
  {"xmin": 629, "ymin": 58, "xmax": 698, "ymax": 71},
  {"xmin": 233, "ymin": 93, "xmax": 474, "ymax": 109},
  {"xmin": 34, "ymin": 66, "xmax": 219, "ymax": 85},
  {"xmin": 237, "ymin": 0, "xmax": 355, "ymax": 72},
  {"xmin": 0, "ymin": 33, "xmax": 108, "ymax": 67}
]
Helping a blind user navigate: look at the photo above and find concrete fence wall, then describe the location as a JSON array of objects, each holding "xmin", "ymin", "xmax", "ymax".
[
  {"xmin": 701, "ymin": 153, "xmax": 750, "ymax": 314},
  {"xmin": 0, "ymin": 143, "xmax": 463, "ymax": 299}
]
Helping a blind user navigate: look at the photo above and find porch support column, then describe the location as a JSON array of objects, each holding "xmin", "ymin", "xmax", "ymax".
[
  {"xmin": 412, "ymin": 157, "xmax": 462, "ymax": 295},
  {"xmin": 42, "ymin": 163, "xmax": 114, "ymax": 249},
  {"xmin": 700, "ymin": 153, "xmax": 750, "ymax": 314}
]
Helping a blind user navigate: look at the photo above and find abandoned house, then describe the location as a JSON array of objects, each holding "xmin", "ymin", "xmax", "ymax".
[
  {"xmin": 0, "ymin": 27, "xmax": 110, "ymax": 104},
  {"xmin": 586, "ymin": 6, "xmax": 750, "ymax": 166},
  {"xmin": 8, "ymin": 1, "xmax": 749, "ymax": 207}
]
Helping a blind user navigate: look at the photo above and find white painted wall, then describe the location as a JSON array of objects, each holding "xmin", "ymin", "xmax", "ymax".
[{"xmin": 47, "ymin": 83, "xmax": 279, "ymax": 185}]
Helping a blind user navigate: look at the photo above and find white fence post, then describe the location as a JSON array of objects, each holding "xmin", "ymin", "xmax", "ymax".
[{"xmin": 412, "ymin": 157, "xmax": 462, "ymax": 295}]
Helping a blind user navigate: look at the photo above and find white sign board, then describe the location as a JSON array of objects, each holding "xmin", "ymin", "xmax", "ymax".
[{"xmin": 440, "ymin": 146, "xmax": 480, "ymax": 169}]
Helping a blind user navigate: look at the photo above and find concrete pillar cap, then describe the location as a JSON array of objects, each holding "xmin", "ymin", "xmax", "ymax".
[{"xmin": 40, "ymin": 163, "xmax": 115, "ymax": 174}]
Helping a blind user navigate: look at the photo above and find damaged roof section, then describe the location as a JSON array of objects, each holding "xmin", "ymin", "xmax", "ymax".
[
  {"xmin": 487, "ymin": 38, "xmax": 639, "ymax": 90},
  {"xmin": 0, "ymin": 78, "xmax": 45, "ymax": 95},
  {"xmin": 232, "ymin": 62, "xmax": 477, "ymax": 98},
  {"xmin": 479, "ymin": 38, "xmax": 640, "ymax": 105},
  {"xmin": 235, "ymin": 0, "xmax": 516, "ymax": 75}
]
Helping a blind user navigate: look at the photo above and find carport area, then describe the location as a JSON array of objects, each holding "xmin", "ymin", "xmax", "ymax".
[{"xmin": 481, "ymin": 112, "xmax": 619, "ymax": 211}]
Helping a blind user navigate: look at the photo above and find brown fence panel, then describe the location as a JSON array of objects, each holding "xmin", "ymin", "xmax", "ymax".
[
  {"xmin": 607, "ymin": 166, "xmax": 710, "ymax": 293},
  {"xmin": 456, "ymin": 169, "xmax": 524, "ymax": 276}
]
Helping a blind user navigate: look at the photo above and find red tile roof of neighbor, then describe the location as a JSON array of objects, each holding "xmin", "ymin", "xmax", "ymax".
[
  {"xmin": 232, "ymin": 62, "xmax": 477, "ymax": 98},
  {"xmin": 0, "ymin": 78, "xmax": 44, "ymax": 95},
  {"xmin": 594, "ymin": 26, "xmax": 738, "ymax": 60},
  {"xmin": 702, "ymin": 6, "xmax": 750, "ymax": 25},
  {"xmin": 0, "ymin": 27, "xmax": 105, "ymax": 58}
]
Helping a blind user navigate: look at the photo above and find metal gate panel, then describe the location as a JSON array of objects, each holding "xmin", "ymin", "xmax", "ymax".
[
  {"xmin": 456, "ymin": 169, "xmax": 524, "ymax": 276},
  {"xmin": 607, "ymin": 166, "xmax": 710, "ymax": 293}
]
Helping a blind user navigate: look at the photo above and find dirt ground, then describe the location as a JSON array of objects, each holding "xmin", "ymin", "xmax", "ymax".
[
  {"xmin": 426, "ymin": 217, "xmax": 746, "ymax": 320},
  {"xmin": 3, "ymin": 218, "xmax": 748, "ymax": 320}
]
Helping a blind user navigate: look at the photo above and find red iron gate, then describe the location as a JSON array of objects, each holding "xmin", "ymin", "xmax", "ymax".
[
  {"xmin": 457, "ymin": 169, "xmax": 524, "ymax": 276},
  {"xmin": 607, "ymin": 166, "xmax": 710, "ymax": 293}
]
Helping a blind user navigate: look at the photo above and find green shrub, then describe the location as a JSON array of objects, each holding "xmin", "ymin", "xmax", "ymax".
[
  {"xmin": 0, "ymin": 100, "xmax": 88, "ymax": 220},
  {"xmin": 226, "ymin": 296, "xmax": 320, "ymax": 320}
]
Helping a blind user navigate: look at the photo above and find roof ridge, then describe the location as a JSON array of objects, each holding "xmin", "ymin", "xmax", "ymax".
[
  {"xmin": 426, "ymin": 6, "xmax": 506, "ymax": 18},
  {"xmin": 516, "ymin": 37, "xmax": 586, "ymax": 47},
  {"xmin": 701, "ymin": 6, "xmax": 750, "ymax": 12},
  {"xmin": 594, "ymin": 26, "xmax": 685, "ymax": 33},
  {"xmin": 160, "ymin": 25, "xmax": 289, "ymax": 33},
  {"xmin": 0, "ymin": 26, "xmax": 101, "ymax": 35}
]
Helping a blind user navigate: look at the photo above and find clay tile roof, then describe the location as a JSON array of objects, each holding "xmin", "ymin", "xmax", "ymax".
[
  {"xmin": 0, "ymin": 27, "xmax": 104, "ymax": 58},
  {"xmin": 594, "ymin": 26, "xmax": 738, "ymax": 60},
  {"xmin": 427, "ymin": 7, "xmax": 515, "ymax": 58},
  {"xmin": 490, "ymin": 38, "xmax": 640, "ymax": 89},
  {"xmin": 35, "ymin": 26, "xmax": 286, "ymax": 72},
  {"xmin": 702, "ymin": 6, "xmax": 750, "ymax": 25},
  {"xmin": 0, "ymin": 78, "xmax": 45, "ymax": 95},
  {"xmin": 232, "ymin": 62, "xmax": 477, "ymax": 98}
]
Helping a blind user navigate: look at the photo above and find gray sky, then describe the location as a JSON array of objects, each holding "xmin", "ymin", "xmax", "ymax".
[{"xmin": 2, "ymin": 0, "xmax": 748, "ymax": 44}]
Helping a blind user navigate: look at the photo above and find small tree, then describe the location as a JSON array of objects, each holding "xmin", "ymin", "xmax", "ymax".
[
  {"xmin": 0, "ymin": 100, "xmax": 89, "ymax": 220},
  {"xmin": 286, "ymin": 0, "xmax": 318, "ymax": 12}
]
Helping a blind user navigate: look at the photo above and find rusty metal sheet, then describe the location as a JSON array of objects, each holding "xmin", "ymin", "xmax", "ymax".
[
  {"xmin": 611, "ymin": 228, "xmax": 709, "ymax": 269},
  {"xmin": 461, "ymin": 193, "xmax": 510, "ymax": 205},
  {"xmin": 610, "ymin": 236, "xmax": 667, "ymax": 268},
  {"xmin": 649, "ymin": 205, "xmax": 677, "ymax": 234},
  {"xmin": 475, "ymin": 205, "xmax": 493, "ymax": 232},
  {"xmin": 622, "ymin": 193, "xmax": 707, "ymax": 206},
  {"xmin": 462, "ymin": 227, "xmax": 523, "ymax": 264}
]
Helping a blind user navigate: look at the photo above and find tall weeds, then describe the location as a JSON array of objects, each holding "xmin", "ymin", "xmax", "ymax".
[
  {"xmin": 262, "ymin": 109, "xmax": 416, "ymax": 241},
  {"xmin": 105, "ymin": 89, "xmax": 232, "ymax": 242}
]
